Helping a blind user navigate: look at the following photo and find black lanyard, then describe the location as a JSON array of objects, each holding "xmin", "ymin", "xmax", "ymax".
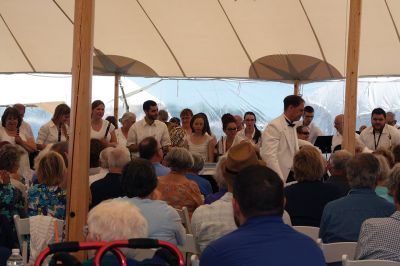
[
  {"xmin": 373, "ymin": 131, "xmax": 383, "ymax": 150},
  {"xmin": 58, "ymin": 123, "xmax": 62, "ymax": 142}
]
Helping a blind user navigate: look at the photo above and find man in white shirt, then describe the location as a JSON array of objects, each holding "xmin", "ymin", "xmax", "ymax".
[
  {"xmin": 296, "ymin": 106, "xmax": 324, "ymax": 144},
  {"xmin": 126, "ymin": 100, "xmax": 171, "ymax": 154},
  {"xmin": 360, "ymin": 108, "xmax": 400, "ymax": 151},
  {"xmin": 331, "ymin": 114, "xmax": 344, "ymax": 151},
  {"xmin": 14, "ymin": 103, "xmax": 34, "ymax": 140},
  {"xmin": 260, "ymin": 95, "xmax": 304, "ymax": 181}
]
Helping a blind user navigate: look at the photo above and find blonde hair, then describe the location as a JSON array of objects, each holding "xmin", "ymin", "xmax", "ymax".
[
  {"xmin": 37, "ymin": 151, "xmax": 66, "ymax": 186},
  {"xmin": 293, "ymin": 146, "xmax": 325, "ymax": 181}
]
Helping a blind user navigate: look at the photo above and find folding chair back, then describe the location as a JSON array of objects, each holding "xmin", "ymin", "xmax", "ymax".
[
  {"xmin": 342, "ymin": 254, "xmax": 400, "ymax": 266},
  {"xmin": 176, "ymin": 207, "xmax": 192, "ymax": 234},
  {"xmin": 317, "ymin": 238, "xmax": 357, "ymax": 263},
  {"xmin": 13, "ymin": 215, "xmax": 64, "ymax": 264},
  {"xmin": 293, "ymin": 226, "xmax": 320, "ymax": 241},
  {"xmin": 179, "ymin": 234, "xmax": 200, "ymax": 255}
]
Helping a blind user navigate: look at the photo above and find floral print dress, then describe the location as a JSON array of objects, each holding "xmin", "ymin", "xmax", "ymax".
[
  {"xmin": 0, "ymin": 183, "xmax": 25, "ymax": 225},
  {"xmin": 28, "ymin": 184, "xmax": 66, "ymax": 220}
]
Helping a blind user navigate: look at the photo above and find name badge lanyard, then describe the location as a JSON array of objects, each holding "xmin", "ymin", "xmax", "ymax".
[{"xmin": 373, "ymin": 131, "xmax": 383, "ymax": 150}]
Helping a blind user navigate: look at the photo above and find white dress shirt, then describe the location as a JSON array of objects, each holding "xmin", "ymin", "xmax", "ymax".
[
  {"xmin": 126, "ymin": 119, "xmax": 171, "ymax": 147},
  {"xmin": 20, "ymin": 121, "xmax": 34, "ymax": 140},
  {"xmin": 115, "ymin": 128, "xmax": 127, "ymax": 147},
  {"xmin": 37, "ymin": 120, "xmax": 69, "ymax": 146}
]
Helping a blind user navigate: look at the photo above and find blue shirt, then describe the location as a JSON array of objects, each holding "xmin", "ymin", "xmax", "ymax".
[
  {"xmin": 185, "ymin": 173, "xmax": 213, "ymax": 197},
  {"xmin": 320, "ymin": 188, "xmax": 395, "ymax": 243},
  {"xmin": 120, "ymin": 197, "xmax": 185, "ymax": 245},
  {"xmin": 153, "ymin": 163, "xmax": 170, "ymax": 177},
  {"xmin": 201, "ymin": 216, "xmax": 325, "ymax": 266}
]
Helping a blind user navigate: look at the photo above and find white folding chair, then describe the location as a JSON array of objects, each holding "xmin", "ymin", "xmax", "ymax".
[
  {"xmin": 13, "ymin": 215, "xmax": 64, "ymax": 264},
  {"xmin": 179, "ymin": 234, "xmax": 200, "ymax": 254},
  {"xmin": 293, "ymin": 226, "xmax": 320, "ymax": 241},
  {"xmin": 342, "ymin": 254, "xmax": 400, "ymax": 266},
  {"xmin": 317, "ymin": 238, "xmax": 357, "ymax": 264},
  {"xmin": 13, "ymin": 215, "xmax": 30, "ymax": 264},
  {"xmin": 176, "ymin": 206, "xmax": 192, "ymax": 234},
  {"xmin": 190, "ymin": 254, "xmax": 200, "ymax": 266}
]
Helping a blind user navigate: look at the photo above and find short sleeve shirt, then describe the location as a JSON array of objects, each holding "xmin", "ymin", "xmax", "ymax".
[{"xmin": 126, "ymin": 119, "xmax": 171, "ymax": 147}]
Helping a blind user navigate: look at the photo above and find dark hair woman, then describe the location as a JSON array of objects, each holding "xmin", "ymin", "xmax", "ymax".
[
  {"xmin": 36, "ymin": 103, "xmax": 70, "ymax": 150},
  {"xmin": 90, "ymin": 100, "xmax": 117, "ymax": 147}
]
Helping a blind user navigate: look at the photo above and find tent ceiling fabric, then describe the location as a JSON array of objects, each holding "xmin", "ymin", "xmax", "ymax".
[{"xmin": 1, "ymin": 0, "xmax": 400, "ymax": 80}]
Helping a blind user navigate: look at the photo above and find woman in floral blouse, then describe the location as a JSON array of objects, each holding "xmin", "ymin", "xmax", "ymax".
[
  {"xmin": 0, "ymin": 144, "xmax": 26, "ymax": 226},
  {"xmin": 28, "ymin": 151, "xmax": 66, "ymax": 220}
]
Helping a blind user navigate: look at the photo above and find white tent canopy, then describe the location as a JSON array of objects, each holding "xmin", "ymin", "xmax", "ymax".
[{"xmin": 1, "ymin": 0, "xmax": 400, "ymax": 80}]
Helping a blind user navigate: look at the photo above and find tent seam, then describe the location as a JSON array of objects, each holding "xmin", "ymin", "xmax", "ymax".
[
  {"xmin": 0, "ymin": 13, "xmax": 36, "ymax": 72},
  {"xmin": 136, "ymin": 0, "xmax": 186, "ymax": 77}
]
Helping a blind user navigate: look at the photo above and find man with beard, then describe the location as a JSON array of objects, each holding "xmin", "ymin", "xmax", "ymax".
[
  {"xmin": 200, "ymin": 165, "xmax": 325, "ymax": 266},
  {"xmin": 360, "ymin": 108, "xmax": 400, "ymax": 151},
  {"xmin": 127, "ymin": 100, "xmax": 171, "ymax": 154},
  {"xmin": 261, "ymin": 95, "xmax": 305, "ymax": 181}
]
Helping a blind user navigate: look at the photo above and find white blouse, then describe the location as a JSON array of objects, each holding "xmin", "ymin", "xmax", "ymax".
[
  {"xmin": 91, "ymin": 119, "xmax": 115, "ymax": 141},
  {"xmin": 37, "ymin": 120, "xmax": 69, "ymax": 146}
]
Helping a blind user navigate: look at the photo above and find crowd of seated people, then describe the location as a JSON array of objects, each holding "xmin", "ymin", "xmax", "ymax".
[{"xmin": 2, "ymin": 99, "xmax": 400, "ymax": 265}]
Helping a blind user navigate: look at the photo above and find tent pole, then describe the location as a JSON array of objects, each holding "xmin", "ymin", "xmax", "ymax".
[
  {"xmin": 343, "ymin": 0, "xmax": 362, "ymax": 155},
  {"xmin": 66, "ymin": 0, "xmax": 95, "ymax": 260},
  {"xmin": 294, "ymin": 80, "xmax": 300, "ymax": 95},
  {"xmin": 114, "ymin": 74, "xmax": 120, "ymax": 119}
]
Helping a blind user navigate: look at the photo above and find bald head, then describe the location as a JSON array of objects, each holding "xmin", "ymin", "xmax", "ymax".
[
  {"xmin": 234, "ymin": 115, "xmax": 243, "ymax": 131},
  {"xmin": 13, "ymin": 103, "xmax": 25, "ymax": 119},
  {"xmin": 334, "ymin": 114, "xmax": 344, "ymax": 135}
]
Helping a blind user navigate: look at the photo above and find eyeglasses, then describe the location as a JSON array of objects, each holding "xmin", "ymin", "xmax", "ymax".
[{"xmin": 227, "ymin": 127, "xmax": 237, "ymax": 131}]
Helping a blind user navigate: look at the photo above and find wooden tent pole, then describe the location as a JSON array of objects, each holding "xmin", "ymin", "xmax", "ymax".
[
  {"xmin": 343, "ymin": 0, "xmax": 362, "ymax": 154},
  {"xmin": 114, "ymin": 74, "xmax": 120, "ymax": 119},
  {"xmin": 66, "ymin": 0, "xmax": 95, "ymax": 259},
  {"xmin": 294, "ymin": 80, "xmax": 300, "ymax": 95}
]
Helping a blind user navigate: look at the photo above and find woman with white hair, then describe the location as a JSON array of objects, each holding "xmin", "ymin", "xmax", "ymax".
[
  {"xmin": 158, "ymin": 147, "xmax": 203, "ymax": 217},
  {"xmin": 90, "ymin": 146, "xmax": 130, "ymax": 208},
  {"xmin": 115, "ymin": 112, "xmax": 136, "ymax": 147},
  {"xmin": 83, "ymin": 200, "xmax": 168, "ymax": 265}
]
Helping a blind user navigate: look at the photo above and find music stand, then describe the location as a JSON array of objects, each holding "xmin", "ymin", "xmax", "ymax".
[{"xmin": 314, "ymin": 136, "xmax": 333, "ymax": 157}]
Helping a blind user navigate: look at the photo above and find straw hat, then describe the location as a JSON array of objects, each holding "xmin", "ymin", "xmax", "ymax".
[{"xmin": 222, "ymin": 141, "xmax": 266, "ymax": 180}]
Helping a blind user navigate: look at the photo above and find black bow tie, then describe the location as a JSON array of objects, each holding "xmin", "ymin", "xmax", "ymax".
[{"xmin": 285, "ymin": 118, "xmax": 295, "ymax": 127}]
